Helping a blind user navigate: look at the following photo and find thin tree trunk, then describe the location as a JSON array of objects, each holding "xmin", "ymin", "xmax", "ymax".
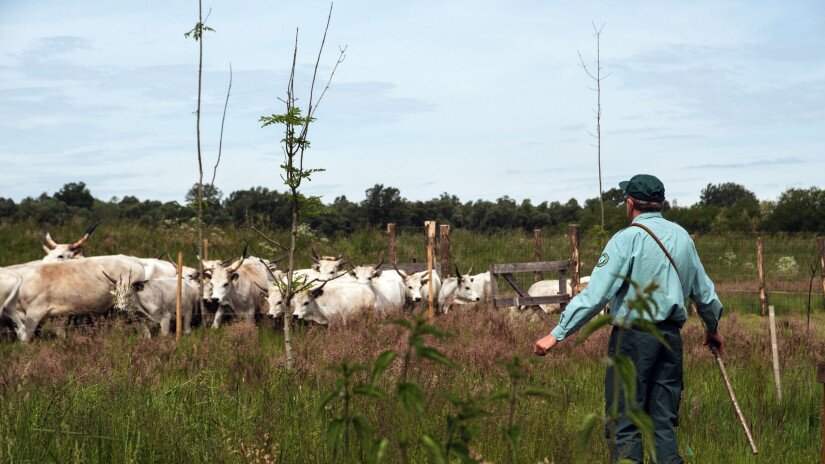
[
  {"xmin": 284, "ymin": 192, "xmax": 298, "ymax": 370},
  {"xmin": 195, "ymin": 0, "xmax": 206, "ymax": 317}
]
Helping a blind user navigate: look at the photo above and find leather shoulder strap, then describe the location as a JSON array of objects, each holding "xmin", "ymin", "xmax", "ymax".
[{"xmin": 630, "ymin": 223, "xmax": 681, "ymax": 280}]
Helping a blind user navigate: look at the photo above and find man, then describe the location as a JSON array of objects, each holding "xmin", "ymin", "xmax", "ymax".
[{"xmin": 534, "ymin": 174, "xmax": 725, "ymax": 464}]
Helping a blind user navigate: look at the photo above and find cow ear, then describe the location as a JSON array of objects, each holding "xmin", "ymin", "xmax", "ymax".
[
  {"xmin": 470, "ymin": 277, "xmax": 474, "ymax": 283},
  {"xmin": 133, "ymin": 282, "xmax": 145, "ymax": 292},
  {"xmin": 203, "ymin": 271, "xmax": 212, "ymax": 279},
  {"xmin": 421, "ymin": 277, "xmax": 429, "ymax": 285},
  {"xmin": 373, "ymin": 269, "xmax": 383, "ymax": 277},
  {"xmin": 230, "ymin": 273, "xmax": 240, "ymax": 282},
  {"xmin": 311, "ymin": 288, "xmax": 324, "ymax": 298},
  {"xmin": 349, "ymin": 270, "xmax": 356, "ymax": 277},
  {"xmin": 312, "ymin": 263, "xmax": 320, "ymax": 271}
]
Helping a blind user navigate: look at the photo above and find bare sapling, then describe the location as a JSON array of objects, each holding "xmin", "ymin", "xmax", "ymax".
[
  {"xmin": 578, "ymin": 22, "xmax": 610, "ymax": 236},
  {"xmin": 259, "ymin": 2, "xmax": 346, "ymax": 370}
]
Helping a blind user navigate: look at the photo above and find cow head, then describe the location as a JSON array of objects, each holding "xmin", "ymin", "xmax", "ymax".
[
  {"xmin": 310, "ymin": 248, "xmax": 350, "ymax": 280},
  {"xmin": 102, "ymin": 270, "xmax": 148, "ymax": 314},
  {"xmin": 291, "ymin": 281, "xmax": 329, "ymax": 325},
  {"xmin": 209, "ymin": 256, "xmax": 245, "ymax": 305},
  {"xmin": 394, "ymin": 266, "xmax": 424, "ymax": 303},
  {"xmin": 348, "ymin": 257, "xmax": 385, "ymax": 285},
  {"xmin": 455, "ymin": 265, "xmax": 480, "ymax": 302},
  {"xmin": 42, "ymin": 221, "xmax": 101, "ymax": 262}
]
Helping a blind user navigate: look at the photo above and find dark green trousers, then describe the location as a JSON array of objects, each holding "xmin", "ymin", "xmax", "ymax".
[{"xmin": 605, "ymin": 321, "xmax": 684, "ymax": 464}]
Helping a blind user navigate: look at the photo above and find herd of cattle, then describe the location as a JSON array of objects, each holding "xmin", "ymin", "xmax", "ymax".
[{"xmin": 0, "ymin": 224, "xmax": 588, "ymax": 342}]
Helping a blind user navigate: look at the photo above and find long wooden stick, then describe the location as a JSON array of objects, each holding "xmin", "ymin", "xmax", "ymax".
[
  {"xmin": 425, "ymin": 221, "xmax": 435, "ymax": 321},
  {"xmin": 711, "ymin": 346, "xmax": 758, "ymax": 454},
  {"xmin": 176, "ymin": 251, "xmax": 183, "ymax": 342},
  {"xmin": 768, "ymin": 305, "xmax": 782, "ymax": 401},
  {"xmin": 816, "ymin": 363, "xmax": 824, "ymax": 464}
]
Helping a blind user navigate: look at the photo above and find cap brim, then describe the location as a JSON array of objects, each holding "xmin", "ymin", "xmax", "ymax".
[{"xmin": 619, "ymin": 180, "xmax": 630, "ymax": 192}]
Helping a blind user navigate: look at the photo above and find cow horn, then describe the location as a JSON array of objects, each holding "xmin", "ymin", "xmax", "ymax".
[
  {"xmin": 228, "ymin": 254, "xmax": 246, "ymax": 273},
  {"xmin": 69, "ymin": 221, "xmax": 101, "ymax": 250},
  {"xmin": 310, "ymin": 248, "xmax": 320, "ymax": 262},
  {"xmin": 101, "ymin": 270, "xmax": 118, "ymax": 284},
  {"xmin": 241, "ymin": 243, "xmax": 249, "ymax": 259},
  {"xmin": 393, "ymin": 264, "xmax": 407, "ymax": 279},
  {"xmin": 454, "ymin": 264, "xmax": 462, "ymax": 280},
  {"xmin": 335, "ymin": 253, "xmax": 343, "ymax": 261},
  {"xmin": 44, "ymin": 227, "xmax": 58, "ymax": 249},
  {"xmin": 466, "ymin": 265, "xmax": 473, "ymax": 276},
  {"xmin": 165, "ymin": 252, "xmax": 177, "ymax": 266},
  {"xmin": 192, "ymin": 243, "xmax": 203, "ymax": 262},
  {"xmin": 374, "ymin": 256, "xmax": 385, "ymax": 270},
  {"xmin": 253, "ymin": 280, "xmax": 269, "ymax": 295}
]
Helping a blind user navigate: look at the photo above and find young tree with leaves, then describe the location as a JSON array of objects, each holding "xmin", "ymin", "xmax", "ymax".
[{"xmin": 259, "ymin": 3, "xmax": 345, "ymax": 370}]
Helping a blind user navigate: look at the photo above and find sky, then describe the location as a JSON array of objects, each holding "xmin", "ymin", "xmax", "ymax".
[{"xmin": 1, "ymin": 0, "xmax": 823, "ymax": 207}]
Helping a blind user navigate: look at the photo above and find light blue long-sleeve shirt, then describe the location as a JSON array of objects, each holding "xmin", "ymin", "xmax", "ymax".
[{"xmin": 550, "ymin": 212, "xmax": 723, "ymax": 341}]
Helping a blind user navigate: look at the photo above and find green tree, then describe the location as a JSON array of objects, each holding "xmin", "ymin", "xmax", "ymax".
[
  {"xmin": 763, "ymin": 187, "xmax": 825, "ymax": 233},
  {"xmin": 54, "ymin": 182, "xmax": 95, "ymax": 209},
  {"xmin": 699, "ymin": 183, "xmax": 758, "ymax": 208}
]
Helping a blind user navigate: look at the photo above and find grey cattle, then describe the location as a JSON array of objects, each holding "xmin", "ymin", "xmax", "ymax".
[
  {"xmin": 14, "ymin": 255, "xmax": 146, "ymax": 341},
  {"xmin": 106, "ymin": 275, "xmax": 197, "ymax": 337}
]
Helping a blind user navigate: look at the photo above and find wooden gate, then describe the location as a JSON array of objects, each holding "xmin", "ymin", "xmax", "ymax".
[{"xmin": 490, "ymin": 260, "xmax": 571, "ymax": 310}]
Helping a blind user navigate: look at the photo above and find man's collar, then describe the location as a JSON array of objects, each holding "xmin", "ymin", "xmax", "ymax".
[{"xmin": 632, "ymin": 211, "xmax": 663, "ymax": 223}]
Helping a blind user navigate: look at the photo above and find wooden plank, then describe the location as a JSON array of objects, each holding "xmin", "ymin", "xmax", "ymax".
[
  {"xmin": 569, "ymin": 224, "xmax": 580, "ymax": 296},
  {"xmin": 534, "ymin": 229, "xmax": 543, "ymax": 282},
  {"xmin": 491, "ymin": 261, "xmax": 568, "ymax": 274},
  {"xmin": 440, "ymin": 225, "xmax": 451, "ymax": 279},
  {"xmin": 757, "ymin": 236, "xmax": 768, "ymax": 317},
  {"xmin": 768, "ymin": 305, "xmax": 782, "ymax": 401},
  {"xmin": 501, "ymin": 273, "xmax": 530, "ymax": 298},
  {"xmin": 425, "ymin": 220, "xmax": 436, "ymax": 321},
  {"xmin": 817, "ymin": 363, "xmax": 825, "ymax": 384},
  {"xmin": 818, "ymin": 237, "xmax": 825, "ymax": 312},
  {"xmin": 558, "ymin": 269, "xmax": 568, "ymax": 312},
  {"xmin": 490, "ymin": 265, "xmax": 500, "ymax": 308},
  {"xmin": 494, "ymin": 295, "xmax": 571, "ymax": 307},
  {"xmin": 175, "ymin": 251, "xmax": 183, "ymax": 342},
  {"xmin": 387, "ymin": 223, "xmax": 397, "ymax": 265}
]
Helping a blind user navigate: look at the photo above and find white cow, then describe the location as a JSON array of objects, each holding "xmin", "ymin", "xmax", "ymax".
[
  {"xmin": 0, "ymin": 269, "xmax": 24, "ymax": 340},
  {"xmin": 394, "ymin": 268, "xmax": 442, "ymax": 308},
  {"xmin": 106, "ymin": 275, "xmax": 198, "ymax": 337},
  {"xmin": 348, "ymin": 262, "xmax": 405, "ymax": 315},
  {"xmin": 208, "ymin": 255, "xmax": 269, "ymax": 328},
  {"xmin": 292, "ymin": 281, "xmax": 376, "ymax": 325},
  {"xmin": 522, "ymin": 276, "xmax": 591, "ymax": 314},
  {"xmin": 296, "ymin": 250, "xmax": 351, "ymax": 282},
  {"xmin": 438, "ymin": 266, "xmax": 481, "ymax": 314},
  {"xmin": 451, "ymin": 270, "xmax": 491, "ymax": 308},
  {"xmin": 13, "ymin": 255, "xmax": 146, "ymax": 341}
]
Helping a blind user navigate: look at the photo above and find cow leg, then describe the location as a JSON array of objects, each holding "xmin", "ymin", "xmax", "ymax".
[
  {"xmin": 212, "ymin": 306, "xmax": 225, "ymax": 329},
  {"xmin": 142, "ymin": 322, "xmax": 152, "ymax": 338},
  {"xmin": 23, "ymin": 313, "xmax": 45, "ymax": 342},
  {"xmin": 159, "ymin": 314, "xmax": 171, "ymax": 336},
  {"xmin": 7, "ymin": 309, "xmax": 28, "ymax": 342},
  {"xmin": 242, "ymin": 310, "xmax": 254, "ymax": 325},
  {"xmin": 183, "ymin": 306, "xmax": 192, "ymax": 335}
]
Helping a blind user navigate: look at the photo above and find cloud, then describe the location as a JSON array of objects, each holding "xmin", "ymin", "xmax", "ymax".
[{"xmin": 686, "ymin": 156, "xmax": 806, "ymax": 170}]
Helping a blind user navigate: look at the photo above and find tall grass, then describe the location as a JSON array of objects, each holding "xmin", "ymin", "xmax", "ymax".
[{"xmin": 0, "ymin": 310, "xmax": 822, "ymax": 463}]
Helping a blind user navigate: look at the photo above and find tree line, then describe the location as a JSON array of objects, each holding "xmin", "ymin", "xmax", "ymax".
[{"xmin": 1, "ymin": 181, "xmax": 823, "ymax": 235}]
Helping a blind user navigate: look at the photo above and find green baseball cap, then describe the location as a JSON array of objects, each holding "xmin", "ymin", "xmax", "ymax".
[{"xmin": 619, "ymin": 174, "xmax": 665, "ymax": 203}]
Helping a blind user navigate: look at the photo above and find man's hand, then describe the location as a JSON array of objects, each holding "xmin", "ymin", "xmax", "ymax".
[
  {"xmin": 534, "ymin": 334, "xmax": 559, "ymax": 356},
  {"xmin": 704, "ymin": 331, "xmax": 725, "ymax": 355}
]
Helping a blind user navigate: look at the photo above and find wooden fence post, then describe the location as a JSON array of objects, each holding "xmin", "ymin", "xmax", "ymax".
[
  {"xmin": 569, "ymin": 224, "xmax": 580, "ymax": 295},
  {"xmin": 768, "ymin": 305, "xmax": 782, "ymax": 401},
  {"xmin": 818, "ymin": 237, "xmax": 825, "ymax": 311},
  {"xmin": 817, "ymin": 363, "xmax": 825, "ymax": 464},
  {"xmin": 202, "ymin": 238, "xmax": 209, "ymax": 261},
  {"xmin": 425, "ymin": 221, "xmax": 436, "ymax": 321},
  {"xmin": 757, "ymin": 236, "xmax": 768, "ymax": 317},
  {"xmin": 440, "ymin": 224, "xmax": 451, "ymax": 279},
  {"xmin": 534, "ymin": 229, "xmax": 543, "ymax": 282},
  {"xmin": 387, "ymin": 223, "xmax": 397, "ymax": 265},
  {"xmin": 176, "ymin": 251, "xmax": 183, "ymax": 342}
]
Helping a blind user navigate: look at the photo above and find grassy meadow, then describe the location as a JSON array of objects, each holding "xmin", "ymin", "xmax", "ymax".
[
  {"xmin": 0, "ymin": 310, "xmax": 822, "ymax": 463},
  {"xmin": 1, "ymin": 220, "xmax": 823, "ymax": 463}
]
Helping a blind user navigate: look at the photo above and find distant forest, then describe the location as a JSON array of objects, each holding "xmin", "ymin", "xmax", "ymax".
[{"xmin": 1, "ymin": 182, "xmax": 823, "ymax": 235}]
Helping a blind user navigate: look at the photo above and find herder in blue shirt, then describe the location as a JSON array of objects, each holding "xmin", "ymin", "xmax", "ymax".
[{"xmin": 534, "ymin": 174, "xmax": 725, "ymax": 464}]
